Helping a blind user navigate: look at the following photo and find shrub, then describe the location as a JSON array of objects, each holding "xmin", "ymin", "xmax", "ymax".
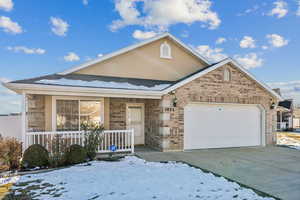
[
  {"xmin": 22, "ymin": 144, "xmax": 49, "ymax": 169},
  {"xmin": 65, "ymin": 144, "xmax": 87, "ymax": 165},
  {"xmin": 48, "ymin": 135, "xmax": 70, "ymax": 168},
  {"xmin": 81, "ymin": 122, "xmax": 104, "ymax": 160},
  {"xmin": 0, "ymin": 135, "xmax": 22, "ymax": 171}
]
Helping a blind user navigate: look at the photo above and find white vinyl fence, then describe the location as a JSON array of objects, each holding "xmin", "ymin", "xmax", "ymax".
[
  {"xmin": 26, "ymin": 129, "xmax": 134, "ymax": 154},
  {"xmin": 0, "ymin": 115, "xmax": 22, "ymax": 140}
]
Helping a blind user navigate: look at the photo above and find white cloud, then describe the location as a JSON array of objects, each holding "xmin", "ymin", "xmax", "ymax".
[
  {"xmin": 268, "ymin": 0, "xmax": 288, "ymax": 18},
  {"xmin": 268, "ymin": 81, "xmax": 300, "ymax": 104},
  {"xmin": 266, "ymin": 34, "xmax": 288, "ymax": 48},
  {"xmin": 181, "ymin": 30, "xmax": 189, "ymax": 38},
  {"xmin": 50, "ymin": 17, "xmax": 69, "ymax": 36},
  {"xmin": 0, "ymin": 0, "xmax": 13, "ymax": 11},
  {"xmin": 64, "ymin": 52, "xmax": 80, "ymax": 62},
  {"xmin": 239, "ymin": 36, "xmax": 256, "ymax": 48},
  {"xmin": 132, "ymin": 30, "xmax": 157, "ymax": 40},
  {"xmin": 97, "ymin": 54, "xmax": 103, "ymax": 57},
  {"xmin": 297, "ymin": 0, "xmax": 300, "ymax": 16},
  {"xmin": 237, "ymin": 5, "xmax": 259, "ymax": 16},
  {"xmin": 0, "ymin": 16, "xmax": 22, "ymax": 34},
  {"xmin": 216, "ymin": 37, "xmax": 226, "ymax": 44},
  {"xmin": 0, "ymin": 78, "xmax": 20, "ymax": 114},
  {"xmin": 196, "ymin": 45, "xmax": 227, "ymax": 63},
  {"xmin": 110, "ymin": 0, "xmax": 221, "ymax": 31},
  {"xmin": 7, "ymin": 46, "xmax": 46, "ymax": 55},
  {"xmin": 261, "ymin": 45, "xmax": 269, "ymax": 50},
  {"xmin": 0, "ymin": 77, "xmax": 10, "ymax": 83},
  {"xmin": 234, "ymin": 53, "xmax": 263, "ymax": 69},
  {"xmin": 83, "ymin": 0, "xmax": 88, "ymax": 5}
]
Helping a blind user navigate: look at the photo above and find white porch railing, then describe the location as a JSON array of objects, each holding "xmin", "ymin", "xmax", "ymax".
[
  {"xmin": 277, "ymin": 122, "xmax": 287, "ymax": 131},
  {"xmin": 25, "ymin": 129, "xmax": 134, "ymax": 154}
]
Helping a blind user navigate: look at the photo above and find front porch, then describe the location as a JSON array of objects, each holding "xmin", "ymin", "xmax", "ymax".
[
  {"xmin": 21, "ymin": 94, "xmax": 162, "ymax": 153},
  {"xmin": 276, "ymin": 107, "xmax": 293, "ymax": 131}
]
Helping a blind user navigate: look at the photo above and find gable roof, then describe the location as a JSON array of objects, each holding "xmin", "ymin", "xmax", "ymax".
[
  {"xmin": 162, "ymin": 58, "xmax": 283, "ymax": 100},
  {"xmin": 58, "ymin": 32, "xmax": 211, "ymax": 75},
  {"xmin": 4, "ymin": 57, "xmax": 283, "ymax": 101}
]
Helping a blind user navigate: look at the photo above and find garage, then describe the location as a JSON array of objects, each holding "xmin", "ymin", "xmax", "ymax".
[{"xmin": 184, "ymin": 103, "xmax": 264, "ymax": 150}]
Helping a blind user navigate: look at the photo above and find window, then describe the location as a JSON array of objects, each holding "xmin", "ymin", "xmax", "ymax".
[
  {"xmin": 223, "ymin": 68, "xmax": 231, "ymax": 81},
  {"xmin": 160, "ymin": 42, "xmax": 172, "ymax": 59},
  {"xmin": 56, "ymin": 99, "xmax": 102, "ymax": 131}
]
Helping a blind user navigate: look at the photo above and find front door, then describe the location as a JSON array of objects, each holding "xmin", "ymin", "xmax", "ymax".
[{"xmin": 126, "ymin": 103, "xmax": 144, "ymax": 145}]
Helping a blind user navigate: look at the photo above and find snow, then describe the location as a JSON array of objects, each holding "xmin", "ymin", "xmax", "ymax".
[
  {"xmin": 7, "ymin": 156, "xmax": 274, "ymax": 200},
  {"xmin": 35, "ymin": 78, "xmax": 171, "ymax": 91},
  {"xmin": 277, "ymin": 133, "xmax": 300, "ymax": 150}
]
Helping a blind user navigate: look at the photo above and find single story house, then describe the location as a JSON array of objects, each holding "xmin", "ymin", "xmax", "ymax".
[
  {"xmin": 3, "ymin": 33, "xmax": 282, "ymax": 152},
  {"xmin": 276, "ymin": 99, "xmax": 294, "ymax": 131},
  {"xmin": 293, "ymin": 107, "xmax": 300, "ymax": 129}
]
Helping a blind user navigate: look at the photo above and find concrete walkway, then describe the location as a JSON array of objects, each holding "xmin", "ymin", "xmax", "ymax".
[{"xmin": 136, "ymin": 146, "xmax": 300, "ymax": 200}]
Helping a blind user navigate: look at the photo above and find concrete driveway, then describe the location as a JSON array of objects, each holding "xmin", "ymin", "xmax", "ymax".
[{"xmin": 136, "ymin": 146, "xmax": 300, "ymax": 200}]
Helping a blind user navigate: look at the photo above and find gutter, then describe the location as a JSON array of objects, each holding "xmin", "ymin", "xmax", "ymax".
[{"xmin": 4, "ymin": 83, "xmax": 163, "ymax": 99}]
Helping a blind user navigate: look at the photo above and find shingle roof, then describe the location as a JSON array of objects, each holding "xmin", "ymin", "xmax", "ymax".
[
  {"xmin": 11, "ymin": 74, "xmax": 176, "ymax": 91},
  {"xmin": 278, "ymin": 100, "xmax": 293, "ymax": 110}
]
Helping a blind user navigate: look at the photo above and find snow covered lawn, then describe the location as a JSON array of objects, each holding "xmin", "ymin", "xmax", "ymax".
[
  {"xmin": 4, "ymin": 157, "xmax": 274, "ymax": 200},
  {"xmin": 277, "ymin": 132, "xmax": 300, "ymax": 150}
]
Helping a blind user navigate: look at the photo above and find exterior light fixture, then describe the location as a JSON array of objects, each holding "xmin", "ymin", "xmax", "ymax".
[{"xmin": 170, "ymin": 91, "xmax": 177, "ymax": 107}]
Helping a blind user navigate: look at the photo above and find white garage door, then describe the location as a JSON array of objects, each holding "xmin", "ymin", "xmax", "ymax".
[{"xmin": 184, "ymin": 104, "xmax": 263, "ymax": 150}]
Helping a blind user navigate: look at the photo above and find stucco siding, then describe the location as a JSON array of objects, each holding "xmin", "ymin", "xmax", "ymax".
[{"xmin": 74, "ymin": 38, "xmax": 207, "ymax": 81}]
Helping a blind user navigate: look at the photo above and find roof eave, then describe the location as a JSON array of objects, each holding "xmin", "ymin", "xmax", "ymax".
[
  {"xmin": 163, "ymin": 58, "xmax": 283, "ymax": 101},
  {"xmin": 4, "ymin": 83, "xmax": 163, "ymax": 99}
]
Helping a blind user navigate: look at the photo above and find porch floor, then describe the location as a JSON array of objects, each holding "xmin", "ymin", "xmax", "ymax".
[{"xmin": 135, "ymin": 145, "xmax": 159, "ymax": 153}]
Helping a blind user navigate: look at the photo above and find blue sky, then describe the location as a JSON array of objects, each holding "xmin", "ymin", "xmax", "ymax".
[{"xmin": 0, "ymin": 0, "xmax": 300, "ymax": 114}]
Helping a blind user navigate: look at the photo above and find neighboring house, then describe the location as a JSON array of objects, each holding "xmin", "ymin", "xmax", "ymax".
[
  {"xmin": 276, "ymin": 99, "xmax": 294, "ymax": 131},
  {"xmin": 3, "ymin": 33, "xmax": 282, "ymax": 152},
  {"xmin": 293, "ymin": 107, "xmax": 300, "ymax": 129},
  {"xmin": 0, "ymin": 113, "xmax": 22, "ymax": 140}
]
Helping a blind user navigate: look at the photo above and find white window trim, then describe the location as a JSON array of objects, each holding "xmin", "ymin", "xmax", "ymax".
[
  {"xmin": 160, "ymin": 41, "xmax": 172, "ymax": 59},
  {"xmin": 51, "ymin": 96, "xmax": 105, "ymax": 131}
]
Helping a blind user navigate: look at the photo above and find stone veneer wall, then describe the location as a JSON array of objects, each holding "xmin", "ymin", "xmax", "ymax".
[
  {"xmin": 109, "ymin": 98, "xmax": 161, "ymax": 150},
  {"xmin": 27, "ymin": 94, "xmax": 46, "ymax": 132},
  {"xmin": 159, "ymin": 64, "xmax": 277, "ymax": 151}
]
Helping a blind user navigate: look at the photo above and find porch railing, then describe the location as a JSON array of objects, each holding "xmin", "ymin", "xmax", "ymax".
[
  {"xmin": 277, "ymin": 122, "xmax": 288, "ymax": 131},
  {"xmin": 25, "ymin": 129, "xmax": 134, "ymax": 154}
]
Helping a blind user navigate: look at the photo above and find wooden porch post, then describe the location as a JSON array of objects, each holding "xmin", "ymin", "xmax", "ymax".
[{"xmin": 21, "ymin": 92, "xmax": 27, "ymax": 152}]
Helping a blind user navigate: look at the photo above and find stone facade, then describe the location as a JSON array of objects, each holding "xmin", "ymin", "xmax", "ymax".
[
  {"xmin": 159, "ymin": 64, "xmax": 277, "ymax": 151},
  {"xmin": 27, "ymin": 94, "xmax": 46, "ymax": 132}
]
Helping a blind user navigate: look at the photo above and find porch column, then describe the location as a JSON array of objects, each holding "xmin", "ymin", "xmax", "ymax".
[{"xmin": 21, "ymin": 92, "xmax": 27, "ymax": 152}]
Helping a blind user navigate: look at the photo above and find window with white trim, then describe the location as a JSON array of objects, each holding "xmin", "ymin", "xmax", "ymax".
[
  {"xmin": 56, "ymin": 99, "xmax": 102, "ymax": 131},
  {"xmin": 160, "ymin": 42, "xmax": 172, "ymax": 59},
  {"xmin": 223, "ymin": 68, "xmax": 231, "ymax": 81}
]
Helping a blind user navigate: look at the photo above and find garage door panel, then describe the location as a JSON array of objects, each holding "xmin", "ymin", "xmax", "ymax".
[{"xmin": 184, "ymin": 104, "xmax": 262, "ymax": 150}]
